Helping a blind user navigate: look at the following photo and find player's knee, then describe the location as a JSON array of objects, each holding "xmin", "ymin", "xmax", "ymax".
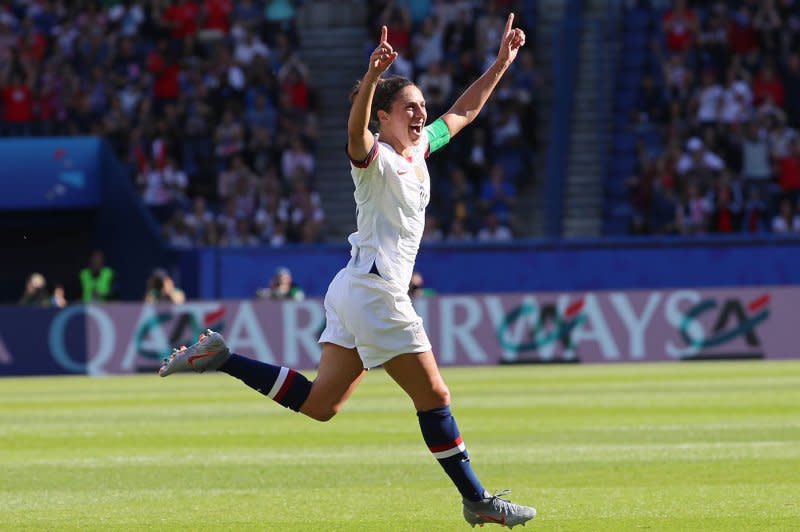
[
  {"xmin": 432, "ymin": 383, "xmax": 450, "ymax": 407},
  {"xmin": 415, "ymin": 383, "xmax": 450, "ymax": 411}
]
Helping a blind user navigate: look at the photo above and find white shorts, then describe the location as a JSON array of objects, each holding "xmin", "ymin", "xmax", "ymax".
[{"xmin": 318, "ymin": 268, "xmax": 432, "ymax": 368}]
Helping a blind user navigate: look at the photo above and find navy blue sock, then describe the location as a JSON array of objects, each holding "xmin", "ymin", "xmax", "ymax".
[
  {"xmin": 418, "ymin": 406, "xmax": 486, "ymax": 501},
  {"xmin": 219, "ymin": 354, "xmax": 312, "ymax": 412}
]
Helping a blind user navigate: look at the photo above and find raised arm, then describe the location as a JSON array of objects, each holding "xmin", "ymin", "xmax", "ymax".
[
  {"xmin": 347, "ymin": 26, "xmax": 397, "ymax": 162},
  {"xmin": 440, "ymin": 13, "xmax": 526, "ymax": 139}
]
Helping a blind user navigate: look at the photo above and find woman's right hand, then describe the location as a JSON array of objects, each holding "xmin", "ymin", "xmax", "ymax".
[{"xmin": 368, "ymin": 26, "xmax": 397, "ymax": 75}]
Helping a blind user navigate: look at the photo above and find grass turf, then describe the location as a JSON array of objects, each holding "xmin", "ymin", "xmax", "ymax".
[{"xmin": 1, "ymin": 361, "xmax": 799, "ymax": 531}]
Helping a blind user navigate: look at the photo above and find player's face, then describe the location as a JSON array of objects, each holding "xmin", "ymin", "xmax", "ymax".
[{"xmin": 383, "ymin": 85, "xmax": 427, "ymax": 151}]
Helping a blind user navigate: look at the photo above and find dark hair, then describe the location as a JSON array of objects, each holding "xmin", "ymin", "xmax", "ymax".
[{"xmin": 350, "ymin": 76, "xmax": 414, "ymax": 129}]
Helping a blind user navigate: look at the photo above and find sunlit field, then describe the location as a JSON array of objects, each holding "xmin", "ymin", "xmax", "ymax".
[{"xmin": 1, "ymin": 361, "xmax": 798, "ymax": 531}]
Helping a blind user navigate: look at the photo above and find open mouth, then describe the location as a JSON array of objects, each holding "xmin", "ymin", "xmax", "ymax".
[{"xmin": 410, "ymin": 124, "xmax": 423, "ymax": 138}]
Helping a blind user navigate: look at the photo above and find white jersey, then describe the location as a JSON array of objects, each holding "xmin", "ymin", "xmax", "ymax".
[{"xmin": 345, "ymin": 133, "xmax": 432, "ymax": 292}]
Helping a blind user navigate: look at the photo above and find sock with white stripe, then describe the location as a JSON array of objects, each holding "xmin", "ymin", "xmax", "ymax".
[
  {"xmin": 418, "ymin": 405, "xmax": 485, "ymax": 501},
  {"xmin": 219, "ymin": 354, "xmax": 311, "ymax": 411}
]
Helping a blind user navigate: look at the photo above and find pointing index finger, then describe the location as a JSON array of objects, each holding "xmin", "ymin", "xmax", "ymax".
[
  {"xmin": 380, "ymin": 25, "xmax": 388, "ymax": 43},
  {"xmin": 504, "ymin": 13, "xmax": 514, "ymax": 37}
]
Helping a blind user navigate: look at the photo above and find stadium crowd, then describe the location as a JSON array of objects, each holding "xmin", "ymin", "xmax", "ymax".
[
  {"xmin": 624, "ymin": 0, "xmax": 800, "ymax": 235},
  {"xmin": 0, "ymin": 0, "xmax": 324, "ymax": 248},
  {"xmin": 0, "ymin": 0, "xmax": 538, "ymax": 249}
]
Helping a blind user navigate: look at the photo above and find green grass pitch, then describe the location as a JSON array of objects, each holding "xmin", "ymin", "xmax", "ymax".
[{"xmin": 1, "ymin": 361, "xmax": 799, "ymax": 531}]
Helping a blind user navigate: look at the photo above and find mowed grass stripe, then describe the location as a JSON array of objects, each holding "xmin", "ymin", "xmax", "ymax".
[{"xmin": 1, "ymin": 361, "xmax": 799, "ymax": 531}]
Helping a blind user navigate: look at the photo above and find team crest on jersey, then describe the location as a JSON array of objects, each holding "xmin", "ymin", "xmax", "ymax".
[{"xmin": 414, "ymin": 165, "xmax": 425, "ymax": 182}]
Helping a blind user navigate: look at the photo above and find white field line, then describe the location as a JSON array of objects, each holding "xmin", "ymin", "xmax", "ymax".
[{"xmin": 3, "ymin": 440, "xmax": 798, "ymax": 468}]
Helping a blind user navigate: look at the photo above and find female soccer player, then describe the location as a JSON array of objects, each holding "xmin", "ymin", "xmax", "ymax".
[{"xmin": 160, "ymin": 14, "xmax": 535, "ymax": 528}]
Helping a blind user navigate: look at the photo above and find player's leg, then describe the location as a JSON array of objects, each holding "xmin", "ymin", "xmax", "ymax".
[
  {"xmin": 299, "ymin": 342, "xmax": 366, "ymax": 421},
  {"xmin": 382, "ymin": 351, "xmax": 536, "ymax": 528},
  {"xmin": 382, "ymin": 351, "xmax": 484, "ymax": 500},
  {"xmin": 160, "ymin": 332, "xmax": 365, "ymax": 421}
]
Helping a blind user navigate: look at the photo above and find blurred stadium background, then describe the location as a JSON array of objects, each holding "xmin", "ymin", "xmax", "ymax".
[{"xmin": 2, "ymin": 0, "xmax": 799, "ymax": 371}]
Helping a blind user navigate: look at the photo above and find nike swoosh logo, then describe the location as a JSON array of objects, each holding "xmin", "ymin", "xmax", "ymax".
[
  {"xmin": 475, "ymin": 512, "xmax": 506, "ymax": 525},
  {"xmin": 398, "ymin": 169, "xmax": 409, "ymax": 175},
  {"xmin": 188, "ymin": 351, "xmax": 220, "ymax": 367}
]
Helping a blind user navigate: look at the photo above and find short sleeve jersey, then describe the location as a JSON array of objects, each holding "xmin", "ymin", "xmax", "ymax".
[{"xmin": 345, "ymin": 118, "xmax": 450, "ymax": 291}]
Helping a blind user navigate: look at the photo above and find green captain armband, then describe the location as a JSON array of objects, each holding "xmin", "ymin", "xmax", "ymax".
[{"xmin": 425, "ymin": 118, "xmax": 451, "ymax": 154}]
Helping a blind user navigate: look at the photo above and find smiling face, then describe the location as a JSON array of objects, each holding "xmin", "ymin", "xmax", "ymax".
[{"xmin": 377, "ymin": 84, "xmax": 427, "ymax": 156}]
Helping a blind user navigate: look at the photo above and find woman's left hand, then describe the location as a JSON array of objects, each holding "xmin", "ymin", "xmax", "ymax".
[{"xmin": 497, "ymin": 13, "xmax": 526, "ymax": 66}]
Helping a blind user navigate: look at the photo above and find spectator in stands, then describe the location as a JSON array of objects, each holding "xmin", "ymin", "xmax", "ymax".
[
  {"xmin": 255, "ymin": 266, "xmax": 304, "ymax": 300},
  {"xmin": 477, "ymin": 211, "xmax": 512, "ymax": 242},
  {"xmin": 214, "ymin": 109, "xmax": 245, "ymax": 166},
  {"xmin": 278, "ymin": 57, "xmax": 312, "ymax": 114},
  {"xmin": 378, "ymin": 2, "xmax": 412, "ymax": 55},
  {"xmin": 442, "ymin": 7, "xmax": 475, "ymax": 64},
  {"xmin": 281, "ymin": 135, "xmax": 315, "ymax": 181},
  {"xmin": 728, "ymin": 4, "xmax": 759, "ymax": 57},
  {"xmin": 422, "ymin": 213, "xmax": 444, "ymax": 243},
  {"xmin": 662, "ymin": 0, "xmax": 698, "ymax": 53},
  {"xmin": 412, "ymin": 15, "xmax": 445, "ymax": 72},
  {"xmin": 164, "ymin": 210, "xmax": 195, "ymax": 249},
  {"xmin": 742, "ymin": 186, "xmax": 768, "ymax": 233},
  {"xmin": 782, "ymin": 54, "xmax": 800, "ymax": 128},
  {"xmin": 692, "ymin": 69, "xmax": 723, "ymax": 128},
  {"xmin": 247, "ymin": 125, "xmax": 277, "ymax": 174},
  {"xmin": 246, "ymin": 93, "xmax": 277, "ymax": 136},
  {"xmin": 409, "ymin": 271, "xmax": 436, "ymax": 300},
  {"xmin": 739, "ymin": 121, "xmax": 773, "ymax": 199},
  {"xmin": 184, "ymin": 196, "xmax": 215, "ymax": 243},
  {"xmin": 146, "ymin": 39, "xmax": 181, "ymax": 112},
  {"xmin": 720, "ymin": 66, "xmax": 753, "ymax": 125},
  {"xmin": 254, "ymin": 191, "xmax": 287, "ymax": 246},
  {"xmin": 283, "ymin": 177, "xmax": 323, "ymax": 243},
  {"xmin": 461, "ymin": 127, "xmax": 491, "ymax": 188},
  {"xmin": 200, "ymin": 0, "xmax": 233, "ymax": 40},
  {"xmin": 480, "ymin": 163, "xmax": 516, "ymax": 224},
  {"xmin": 1, "ymin": 69, "xmax": 34, "ymax": 136},
  {"xmin": 752, "ymin": 0, "xmax": 782, "ymax": 56},
  {"xmin": 79, "ymin": 250, "xmax": 115, "ymax": 303},
  {"xmin": 768, "ymin": 114, "xmax": 797, "ymax": 161},
  {"xmin": 435, "ymin": 166, "xmax": 475, "ymax": 229},
  {"xmin": 51, "ymin": 284, "xmax": 68, "ymax": 309},
  {"xmin": 417, "ymin": 60, "xmax": 452, "ymax": 108},
  {"xmin": 446, "ymin": 218, "xmax": 474, "ymax": 242},
  {"xmin": 753, "ymin": 64, "xmax": 784, "ymax": 108},
  {"xmin": 218, "ymin": 155, "xmax": 253, "ymax": 200},
  {"xmin": 662, "ymin": 52, "xmax": 693, "ymax": 102},
  {"xmin": 650, "ymin": 179, "xmax": 679, "ymax": 235},
  {"xmin": 216, "ymin": 196, "xmax": 240, "ymax": 242},
  {"xmin": 708, "ymin": 178, "xmax": 742, "ymax": 234},
  {"xmin": 234, "ymin": 27, "xmax": 270, "ymax": 66},
  {"xmin": 144, "ymin": 268, "xmax": 186, "ymax": 304},
  {"xmin": 677, "ymin": 137, "xmax": 724, "ymax": 179},
  {"xmin": 697, "ymin": 3, "xmax": 730, "ymax": 72},
  {"xmin": 226, "ymin": 218, "xmax": 260, "ymax": 247},
  {"xmin": 676, "ymin": 182, "xmax": 710, "ymax": 235},
  {"xmin": 778, "ymin": 137, "xmax": 800, "ymax": 205},
  {"xmin": 386, "ymin": 44, "xmax": 414, "ymax": 80},
  {"xmin": 18, "ymin": 272, "xmax": 50, "ymax": 307},
  {"xmin": 771, "ymin": 198, "xmax": 800, "ymax": 233}
]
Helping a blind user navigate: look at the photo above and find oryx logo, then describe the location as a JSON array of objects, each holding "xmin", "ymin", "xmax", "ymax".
[
  {"xmin": 680, "ymin": 293, "xmax": 770, "ymax": 353},
  {"xmin": 135, "ymin": 307, "xmax": 225, "ymax": 360},
  {"xmin": 497, "ymin": 298, "xmax": 586, "ymax": 353}
]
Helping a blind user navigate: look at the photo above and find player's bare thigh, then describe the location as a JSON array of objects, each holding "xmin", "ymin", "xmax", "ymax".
[
  {"xmin": 300, "ymin": 342, "xmax": 367, "ymax": 421},
  {"xmin": 382, "ymin": 350, "xmax": 450, "ymax": 411}
]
